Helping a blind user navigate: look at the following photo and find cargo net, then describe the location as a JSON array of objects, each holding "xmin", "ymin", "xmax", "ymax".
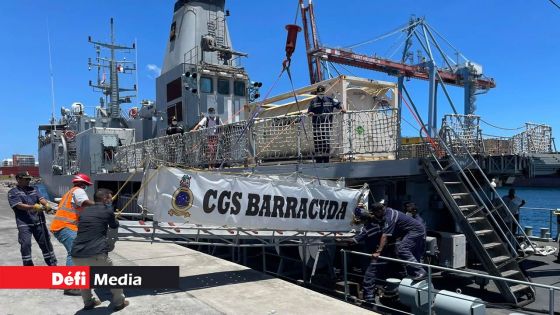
[
  {"xmin": 398, "ymin": 143, "xmax": 433, "ymax": 159},
  {"xmin": 511, "ymin": 123, "xmax": 553, "ymax": 154},
  {"xmin": 114, "ymin": 109, "xmax": 398, "ymax": 170},
  {"xmin": 114, "ymin": 122, "xmax": 249, "ymax": 170},
  {"xmin": 253, "ymin": 109, "xmax": 398, "ymax": 162},
  {"xmin": 482, "ymin": 137, "xmax": 515, "ymax": 155},
  {"xmin": 440, "ymin": 114, "xmax": 483, "ymax": 155}
]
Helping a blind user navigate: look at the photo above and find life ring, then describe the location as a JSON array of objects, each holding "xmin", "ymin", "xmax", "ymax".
[
  {"xmin": 128, "ymin": 107, "xmax": 139, "ymax": 118},
  {"xmin": 64, "ymin": 130, "xmax": 76, "ymax": 141}
]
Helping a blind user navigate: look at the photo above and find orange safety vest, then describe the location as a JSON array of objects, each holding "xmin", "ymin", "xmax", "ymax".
[{"xmin": 50, "ymin": 187, "xmax": 84, "ymax": 232}]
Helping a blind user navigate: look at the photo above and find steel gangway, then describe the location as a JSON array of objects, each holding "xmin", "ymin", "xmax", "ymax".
[{"xmin": 423, "ymin": 123, "xmax": 536, "ymax": 306}]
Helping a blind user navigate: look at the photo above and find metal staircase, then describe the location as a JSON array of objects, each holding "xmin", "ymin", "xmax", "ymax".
[{"xmin": 423, "ymin": 124, "xmax": 535, "ymax": 306}]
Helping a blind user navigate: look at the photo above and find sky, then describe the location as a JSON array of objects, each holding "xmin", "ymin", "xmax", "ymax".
[{"xmin": 0, "ymin": 0, "xmax": 559, "ymax": 160}]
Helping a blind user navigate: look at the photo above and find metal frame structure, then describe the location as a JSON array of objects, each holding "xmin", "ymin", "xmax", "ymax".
[
  {"xmin": 341, "ymin": 250, "xmax": 559, "ymax": 315},
  {"xmin": 299, "ymin": 1, "xmax": 496, "ymax": 138},
  {"xmin": 117, "ymin": 213, "xmax": 353, "ymax": 283},
  {"xmin": 512, "ymin": 123, "xmax": 554, "ymax": 155},
  {"xmin": 114, "ymin": 75, "xmax": 400, "ymax": 171},
  {"xmin": 440, "ymin": 114, "xmax": 484, "ymax": 155},
  {"xmin": 87, "ymin": 18, "xmax": 137, "ymax": 119}
]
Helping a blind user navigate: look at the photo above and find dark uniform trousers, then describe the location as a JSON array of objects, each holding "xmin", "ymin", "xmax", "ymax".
[
  {"xmin": 362, "ymin": 253, "xmax": 388, "ymax": 301},
  {"xmin": 396, "ymin": 232, "xmax": 425, "ymax": 277},
  {"xmin": 18, "ymin": 214, "xmax": 57, "ymax": 266},
  {"xmin": 308, "ymin": 96, "xmax": 340, "ymax": 164}
]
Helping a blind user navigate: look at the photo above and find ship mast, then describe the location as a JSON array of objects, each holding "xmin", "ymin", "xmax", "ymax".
[{"xmin": 88, "ymin": 18, "xmax": 137, "ymax": 125}]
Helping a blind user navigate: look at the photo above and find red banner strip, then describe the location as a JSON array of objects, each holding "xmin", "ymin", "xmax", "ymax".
[{"xmin": 0, "ymin": 266, "xmax": 90, "ymax": 289}]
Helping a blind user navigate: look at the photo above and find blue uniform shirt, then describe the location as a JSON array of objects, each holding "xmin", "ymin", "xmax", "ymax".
[
  {"xmin": 354, "ymin": 221, "xmax": 382, "ymax": 244},
  {"xmin": 382, "ymin": 208, "xmax": 425, "ymax": 238},
  {"xmin": 8, "ymin": 186, "xmax": 44, "ymax": 225},
  {"xmin": 353, "ymin": 221, "xmax": 383, "ymax": 253},
  {"xmin": 308, "ymin": 96, "xmax": 341, "ymax": 124}
]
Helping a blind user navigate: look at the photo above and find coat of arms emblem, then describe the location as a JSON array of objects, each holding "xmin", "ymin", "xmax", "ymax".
[{"xmin": 169, "ymin": 174, "xmax": 193, "ymax": 218}]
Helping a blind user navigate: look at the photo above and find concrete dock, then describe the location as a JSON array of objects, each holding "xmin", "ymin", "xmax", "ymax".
[{"xmin": 0, "ymin": 183, "xmax": 375, "ymax": 315}]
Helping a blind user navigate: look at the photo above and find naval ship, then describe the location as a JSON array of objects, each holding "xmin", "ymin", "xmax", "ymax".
[{"xmin": 37, "ymin": 0, "xmax": 560, "ymax": 313}]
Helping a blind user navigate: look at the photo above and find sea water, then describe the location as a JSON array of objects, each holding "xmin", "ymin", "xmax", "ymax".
[{"xmin": 496, "ymin": 187, "xmax": 560, "ymax": 238}]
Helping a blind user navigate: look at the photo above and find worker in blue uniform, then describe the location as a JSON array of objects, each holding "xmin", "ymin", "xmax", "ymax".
[
  {"xmin": 307, "ymin": 85, "xmax": 346, "ymax": 163},
  {"xmin": 371, "ymin": 202, "xmax": 427, "ymax": 281},
  {"xmin": 7, "ymin": 171, "xmax": 57, "ymax": 266},
  {"xmin": 351, "ymin": 203, "xmax": 384, "ymax": 303},
  {"xmin": 403, "ymin": 201, "xmax": 426, "ymax": 265}
]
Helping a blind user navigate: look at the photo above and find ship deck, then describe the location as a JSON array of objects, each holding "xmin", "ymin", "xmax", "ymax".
[
  {"xmin": 431, "ymin": 250, "xmax": 560, "ymax": 315},
  {"xmin": 0, "ymin": 183, "xmax": 374, "ymax": 315}
]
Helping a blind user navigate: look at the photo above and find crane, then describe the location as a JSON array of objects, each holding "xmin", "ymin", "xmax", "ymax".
[{"xmin": 298, "ymin": 0, "xmax": 496, "ymax": 136}]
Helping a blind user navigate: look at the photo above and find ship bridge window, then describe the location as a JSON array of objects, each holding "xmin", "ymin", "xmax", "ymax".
[
  {"xmin": 169, "ymin": 22, "xmax": 177, "ymax": 41},
  {"xmin": 218, "ymin": 78, "xmax": 230, "ymax": 95},
  {"xmin": 167, "ymin": 102, "xmax": 183, "ymax": 125},
  {"xmin": 200, "ymin": 76, "xmax": 213, "ymax": 93},
  {"xmin": 167, "ymin": 78, "xmax": 182, "ymax": 102},
  {"xmin": 234, "ymin": 81, "xmax": 246, "ymax": 96}
]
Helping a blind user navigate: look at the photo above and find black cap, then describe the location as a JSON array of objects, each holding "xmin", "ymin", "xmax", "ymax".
[
  {"xmin": 16, "ymin": 171, "xmax": 32, "ymax": 179},
  {"xmin": 370, "ymin": 202, "xmax": 385, "ymax": 212},
  {"xmin": 208, "ymin": 107, "xmax": 215, "ymax": 113},
  {"xmin": 316, "ymin": 85, "xmax": 326, "ymax": 93}
]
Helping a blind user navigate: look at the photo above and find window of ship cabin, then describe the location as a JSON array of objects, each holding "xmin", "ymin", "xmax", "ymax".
[
  {"xmin": 167, "ymin": 102, "xmax": 183, "ymax": 125},
  {"xmin": 200, "ymin": 77, "xmax": 213, "ymax": 93},
  {"xmin": 217, "ymin": 79, "xmax": 230, "ymax": 95},
  {"xmin": 169, "ymin": 22, "xmax": 177, "ymax": 41},
  {"xmin": 166, "ymin": 78, "xmax": 182, "ymax": 102},
  {"xmin": 234, "ymin": 81, "xmax": 246, "ymax": 96}
]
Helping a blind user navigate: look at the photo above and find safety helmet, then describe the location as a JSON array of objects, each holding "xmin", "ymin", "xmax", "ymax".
[{"xmin": 72, "ymin": 173, "xmax": 93, "ymax": 186}]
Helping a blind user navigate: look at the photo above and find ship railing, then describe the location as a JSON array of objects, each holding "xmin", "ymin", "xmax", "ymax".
[
  {"xmin": 253, "ymin": 108, "xmax": 398, "ymax": 162},
  {"xmin": 481, "ymin": 135, "xmax": 515, "ymax": 155},
  {"xmin": 440, "ymin": 114, "xmax": 484, "ymax": 155},
  {"xmin": 183, "ymin": 46, "xmax": 199, "ymax": 65},
  {"xmin": 512, "ymin": 123, "xmax": 554, "ymax": 155},
  {"xmin": 113, "ymin": 109, "xmax": 399, "ymax": 170},
  {"xmin": 397, "ymin": 143, "xmax": 433, "ymax": 159},
  {"xmin": 341, "ymin": 249, "xmax": 559, "ymax": 315},
  {"xmin": 116, "ymin": 194, "xmax": 143, "ymax": 215}
]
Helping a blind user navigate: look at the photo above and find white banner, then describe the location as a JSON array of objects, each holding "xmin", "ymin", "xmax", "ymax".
[{"xmin": 137, "ymin": 167, "xmax": 365, "ymax": 232}]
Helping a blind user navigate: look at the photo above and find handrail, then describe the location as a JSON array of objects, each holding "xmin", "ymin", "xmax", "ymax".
[
  {"xmin": 440, "ymin": 125, "xmax": 535, "ymax": 253},
  {"xmin": 341, "ymin": 249, "xmax": 557, "ymax": 315},
  {"xmin": 521, "ymin": 206, "xmax": 560, "ymax": 212},
  {"xmin": 113, "ymin": 109, "xmax": 399, "ymax": 170},
  {"xmin": 427, "ymin": 128, "xmax": 521, "ymax": 254},
  {"xmin": 342, "ymin": 249, "xmax": 557, "ymax": 290},
  {"xmin": 412, "ymin": 114, "xmax": 531, "ymax": 253}
]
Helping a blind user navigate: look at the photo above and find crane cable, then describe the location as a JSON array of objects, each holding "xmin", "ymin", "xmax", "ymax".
[
  {"xmin": 480, "ymin": 118, "xmax": 524, "ymax": 131},
  {"xmin": 548, "ymin": 0, "xmax": 560, "ymax": 10},
  {"xmin": 400, "ymin": 92, "xmax": 442, "ymax": 156}
]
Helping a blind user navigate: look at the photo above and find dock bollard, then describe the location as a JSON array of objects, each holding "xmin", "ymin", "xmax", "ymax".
[
  {"xmin": 524, "ymin": 226, "xmax": 533, "ymax": 237},
  {"xmin": 540, "ymin": 228, "xmax": 550, "ymax": 239}
]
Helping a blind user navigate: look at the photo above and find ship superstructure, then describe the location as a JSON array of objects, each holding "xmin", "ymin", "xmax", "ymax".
[{"xmin": 36, "ymin": 0, "xmax": 560, "ymax": 312}]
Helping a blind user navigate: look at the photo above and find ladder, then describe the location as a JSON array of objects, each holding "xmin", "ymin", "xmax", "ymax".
[
  {"xmin": 423, "ymin": 125, "xmax": 535, "ymax": 306},
  {"xmin": 207, "ymin": 10, "xmax": 224, "ymax": 46}
]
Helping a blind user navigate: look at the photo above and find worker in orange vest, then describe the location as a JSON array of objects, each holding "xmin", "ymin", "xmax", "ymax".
[{"xmin": 50, "ymin": 173, "xmax": 95, "ymax": 296}]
